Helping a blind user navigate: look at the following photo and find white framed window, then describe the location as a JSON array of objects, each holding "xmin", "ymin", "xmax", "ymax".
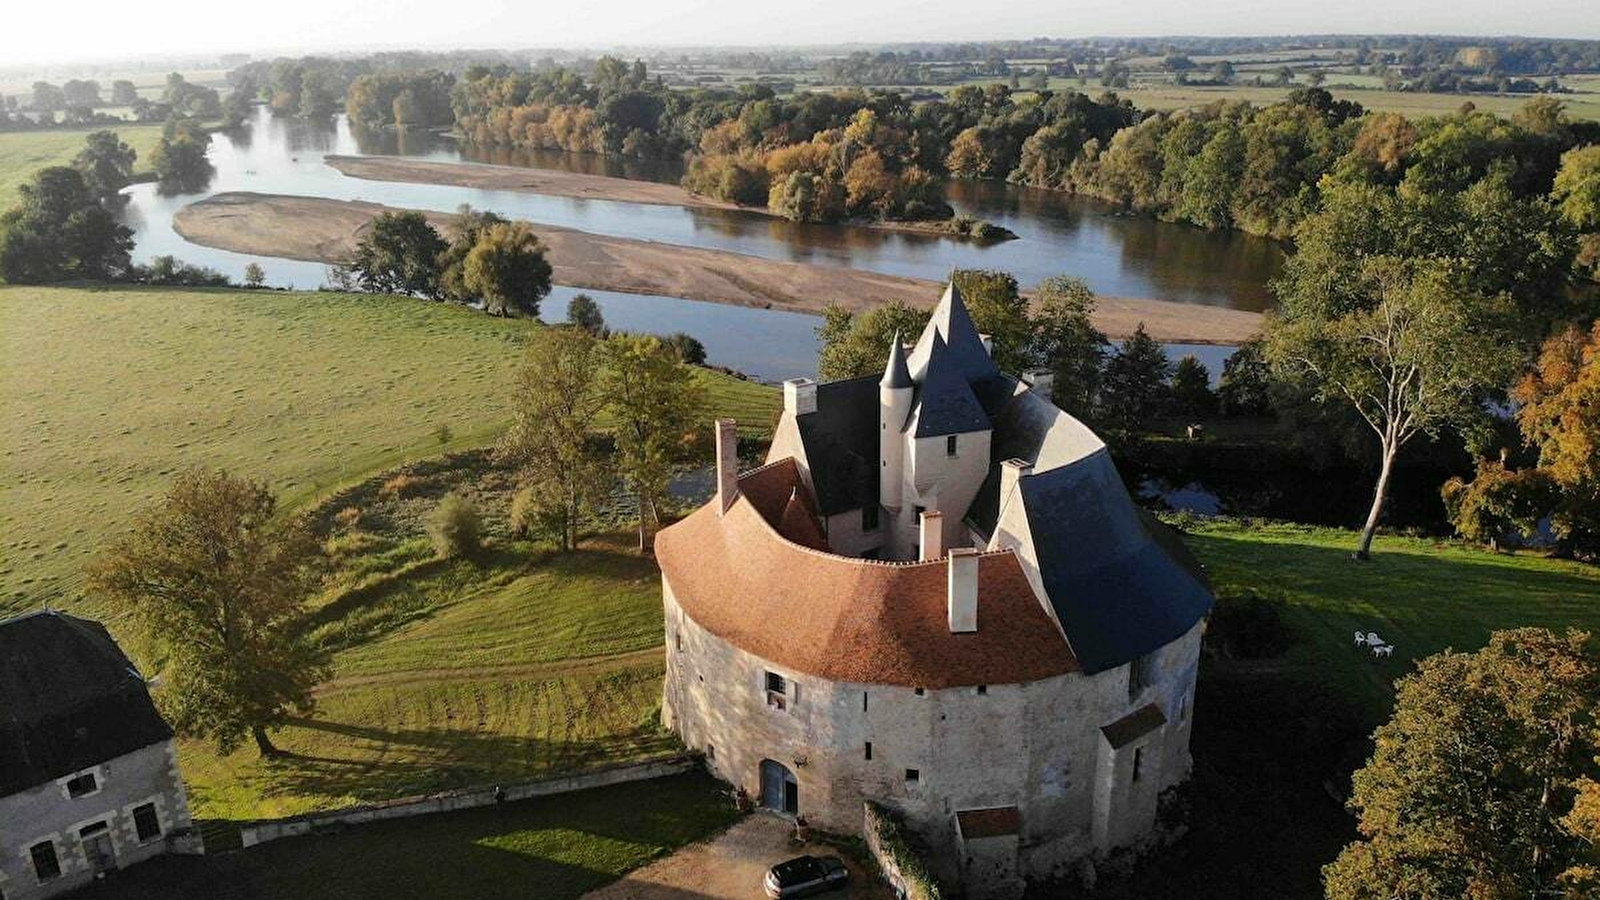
[
  {"xmin": 765, "ymin": 670, "xmax": 789, "ymax": 710},
  {"xmin": 30, "ymin": 841, "xmax": 60, "ymax": 883}
]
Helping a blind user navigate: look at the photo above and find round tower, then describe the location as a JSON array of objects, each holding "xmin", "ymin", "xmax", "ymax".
[{"xmin": 879, "ymin": 332, "xmax": 914, "ymax": 513}]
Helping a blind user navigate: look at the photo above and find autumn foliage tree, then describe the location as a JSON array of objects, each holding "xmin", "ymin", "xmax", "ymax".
[
  {"xmin": 1325, "ymin": 628, "xmax": 1600, "ymax": 900},
  {"xmin": 603, "ymin": 333, "xmax": 705, "ymax": 552},
  {"xmin": 1511, "ymin": 321, "xmax": 1600, "ymax": 555},
  {"xmin": 90, "ymin": 470, "xmax": 326, "ymax": 757}
]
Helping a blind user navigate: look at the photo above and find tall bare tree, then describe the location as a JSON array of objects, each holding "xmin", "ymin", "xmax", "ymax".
[{"xmin": 1267, "ymin": 258, "xmax": 1516, "ymax": 558}]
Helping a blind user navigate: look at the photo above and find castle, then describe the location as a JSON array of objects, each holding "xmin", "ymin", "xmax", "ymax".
[{"xmin": 656, "ymin": 283, "xmax": 1213, "ymax": 896}]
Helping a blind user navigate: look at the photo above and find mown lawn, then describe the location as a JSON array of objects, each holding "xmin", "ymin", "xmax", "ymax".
[
  {"xmin": 0, "ymin": 285, "xmax": 778, "ymax": 620},
  {"xmin": 0, "ymin": 125, "xmax": 167, "ymax": 205},
  {"xmin": 1186, "ymin": 520, "xmax": 1600, "ymax": 719},
  {"xmin": 71, "ymin": 771, "xmax": 740, "ymax": 900}
]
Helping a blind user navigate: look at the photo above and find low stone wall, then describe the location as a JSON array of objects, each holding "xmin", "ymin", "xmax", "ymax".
[
  {"xmin": 863, "ymin": 802, "xmax": 944, "ymax": 900},
  {"xmin": 239, "ymin": 755, "xmax": 696, "ymax": 848}
]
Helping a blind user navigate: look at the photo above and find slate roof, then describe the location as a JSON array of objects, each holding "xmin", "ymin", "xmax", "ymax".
[
  {"xmin": 1020, "ymin": 451, "xmax": 1214, "ymax": 674},
  {"xmin": 794, "ymin": 375, "xmax": 881, "ymax": 517},
  {"xmin": 880, "ymin": 333, "xmax": 913, "ymax": 389},
  {"xmin": 908, "ymin": 282, "xmax": 999, "ymax": 384},
  {"xmin": 911, "ymin": 336, "xmax": 992, "ymax": 438},
  {"xmin": 0, "ymin": 611, "xmax": 173, "ymax": 796}
]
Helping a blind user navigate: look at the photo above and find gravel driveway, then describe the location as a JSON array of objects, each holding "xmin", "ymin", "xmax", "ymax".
[{"xmin": 580, "ymin": 813, "xmax": 894, "ymax": 900}]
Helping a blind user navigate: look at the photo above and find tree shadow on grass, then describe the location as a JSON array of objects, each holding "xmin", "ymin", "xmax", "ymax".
[{"xmin": 72, "ymin": 773, "xmax": 739, "ymax": 900}]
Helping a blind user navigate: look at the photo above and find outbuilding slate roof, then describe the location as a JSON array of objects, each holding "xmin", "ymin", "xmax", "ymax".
[
  {"xmin": 0, "ymin": 611, "xmax": 173, "ymax": 796},
  {"xmin": 656, "ymin": 463, "xmax": 1080, "ymax": 688}
]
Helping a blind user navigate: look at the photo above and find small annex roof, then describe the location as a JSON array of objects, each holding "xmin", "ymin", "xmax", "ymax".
[
  {"xmin": 0, "ymin": 611, "xmax": 173, "ymax": 796},
  {"xmin": 956, "ymin": 806, "xmax": 1023, "ymax": 840},
  {"xmin": 1101, "ymin": 703, "xmax": 1167, "ymax": 749},
  {"xmin": 655, "ymin": 462, "xmax": 1079, "ymax": 688}
]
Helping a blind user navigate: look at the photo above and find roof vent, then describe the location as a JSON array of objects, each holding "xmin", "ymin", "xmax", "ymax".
[{"xmin": 947, "ymin": 548, "xmax": 979, "ymax": 633}]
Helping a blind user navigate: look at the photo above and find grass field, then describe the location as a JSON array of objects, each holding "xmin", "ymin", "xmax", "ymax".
[
  {"xmin": 0, "ymin": 286, "xmax": 779, "ymax": 622},
  {"xmin": 1186, "ymin": 520, "xmax": 1600, "ymax": 719},
  {"xmin": 74, "ymin": 771, "xmax": 740, "ymax": 900},
  {"xmin": 0, "ymin": 125, "xmax": 167, "ymax": 205}
]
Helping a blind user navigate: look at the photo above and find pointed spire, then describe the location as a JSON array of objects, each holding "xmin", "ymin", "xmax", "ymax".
[
  {"xmin": 881, "ymin": 331, "xmax": 913, "ymax": 389},
  {"xmin": 908, "ymin": 280, "xmax": 998, "ymax": 383}
]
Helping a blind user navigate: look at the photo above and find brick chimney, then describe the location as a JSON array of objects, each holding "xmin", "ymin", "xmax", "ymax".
[
  {"xmin": 947, "ymin": 548, "xmax": 979, "ymax": 633},
  {"xmin": 716, "ymin": 419, "xmax": 739, "ymax": 515},
  {"xmin": 919, "ymin": 509, "xmax": 944, "ymax": 561},
  {"xmin": 783, "ymin": 378, "xmax": 818, "ymax": 417}
]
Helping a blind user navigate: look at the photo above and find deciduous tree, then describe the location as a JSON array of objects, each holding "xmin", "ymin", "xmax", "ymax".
[
  {"xmin": 462, "ymin": 222, "xmax": 553, "ymax": 317},
  {"xmin": 90, "ymin": 470, "xmax": 326, "ymax": 757},
  {"xmin": 603, "ymin": 334, "xmax": 706, "ymax": 552}
]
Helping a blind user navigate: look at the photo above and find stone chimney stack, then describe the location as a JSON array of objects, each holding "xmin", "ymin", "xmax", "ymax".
[
  {"xmin": 947, "ymin": 548, "xmax": 979, "ymax": 633},
  {"xmin": 919, "ymin": 509, "xmax": 945, "ymax": 561},
  {"xmin": 1021, "ymin": 368, "xmax": 1054, "ymax": 399},
  {"xmin": 1000, "ymin": 458, "xmax": 1033, "ymax": 513},
  {"xmin": 783, "ymin": 378, "xmax": 818, "ymax": 417},
  {"xmin": 716, "ymin": 419, "xmax": 739, "ymax": 515}
]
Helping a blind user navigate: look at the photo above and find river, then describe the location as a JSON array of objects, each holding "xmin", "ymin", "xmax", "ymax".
[{"xmin": 121, "ymin": 108, "xmax": 1281, "ymax": 381}]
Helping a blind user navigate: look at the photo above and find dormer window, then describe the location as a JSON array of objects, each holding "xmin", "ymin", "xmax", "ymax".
[
  {"xmin": 946, "ymin": 435, "xmax": 958, "ymax": 457},
  {"xmin": 64, "ymin": 771, "xmax": 98, "ymax": 799}
]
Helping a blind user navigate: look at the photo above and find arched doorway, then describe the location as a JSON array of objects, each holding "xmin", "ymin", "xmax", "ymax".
[{"xmin": 759, "ymin": 759, "xmax": 799, "ymax": 814}]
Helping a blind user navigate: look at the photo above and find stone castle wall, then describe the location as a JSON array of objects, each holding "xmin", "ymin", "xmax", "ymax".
[{"xmin": 662, "ymin": 576, "xmax": 1203, "ymax": 886}]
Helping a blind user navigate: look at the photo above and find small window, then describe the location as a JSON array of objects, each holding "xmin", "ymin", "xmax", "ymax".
[
  {"xmin": 31, "ymin": 841, "xmax": 60, "ymax": 882},
  {"xmin": 765, "ymin": 671, "xmax": 786, "ymax": 694},
  {"xmin": 946, "ymin": 435, "xmax": 958, "ymax": 457},
  {"xmin": 905, "ymin": 768, "xmax": 920, "ymax": 783},
  {"xmin": 65, "ymin": 771, "xmax": 98, "ymax": 798},
  {"xmin": 1132, "ymin": 746, "xmax": 1144, "ymax": 783},
  {"xmin": 80, "ymin": 821, "xmax": 107, "ymax": 837},
  {"xmin": 675, "ymin": 631, "xmax": 681, "ymax": 651},
  {"xmin": 706, "ymin": 744, "xmax": 715, "ymax": 761},
  {"xmin": 862, "ymin": 505, "xmax": 880, "ymax": 531},
  {"xmin": 133, "ymin": 802, "xmax": 162, "ymax": 842},
  {"xmin": 976, "ymin": 685, "xmax": 987, "ymax": 695},
  {"xmin": 765, "ymin": 671, "xmax": 788, "ymax": 710},
  {"xmin": 1128, "ymin": 654, "xmax": 1154, "ymax": 701},
  {"xmin": 914, "ymin": 687, "xmax": 925, "ymax": 697},
  {"xmin": 1178, "ymin": 693, "xmax": 1189, "ymax": 721},
  {"xmin": 862, "ymin": 691, "xmax": 868, "ymax": 712},
  {"xmin": 864, "ymin": 741, "xmax": 873, "ymax": 760}
]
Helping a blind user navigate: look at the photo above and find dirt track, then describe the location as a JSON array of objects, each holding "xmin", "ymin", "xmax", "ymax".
[{"xmin": 173, "ymin": 191, "xmax": 1264, "ymax": 343}]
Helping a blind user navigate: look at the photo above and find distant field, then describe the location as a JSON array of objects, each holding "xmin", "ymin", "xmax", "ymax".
[
  {"xmin": 0, "ymin": 124, "xmax": 165, "ymax": 205},
  {"xmin": 0, "ymin": 286, "xmax": 779, "ymax": 621},
  {"xmin": 1121, "ymin": 81, "xmax": 1600, "ymax": 120},
  {"xmin": 0, "ymin": 67, "xmax": 231, "ymax": 101}
]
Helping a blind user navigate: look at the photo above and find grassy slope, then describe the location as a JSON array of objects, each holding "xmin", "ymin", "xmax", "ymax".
[
  {"xmin": 1186, "ymin": 520, "xmax": 1600, "ymax": 719},
  {"xmin": 0, "ymin": 285, "xmax": 778, "ymax": 621},
  {"xmin": 0, "ymin": 125, "xmax": 167, "ymax": 205},
  {"xmin": 73, "ymin": 771, "xmax": 740, "ymax": 900}
]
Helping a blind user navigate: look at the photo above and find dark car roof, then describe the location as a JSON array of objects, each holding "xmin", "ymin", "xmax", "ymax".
[{"xmin": 772, "ymin": 856, "xmax": 843, "ymax": 884}]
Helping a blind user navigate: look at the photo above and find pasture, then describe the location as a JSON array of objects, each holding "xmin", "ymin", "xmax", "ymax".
[
  {"xmin": 0, "ymin": 124, "xmax": 166, "ymax": 205},
  {"xmin": 0, "ymin": 285, "xmax": 778, "ymax": 622}
]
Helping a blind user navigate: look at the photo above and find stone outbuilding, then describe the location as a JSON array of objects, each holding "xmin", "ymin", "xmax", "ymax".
[
  {"xmin": 657, "ymin": 283, "xmax": 1213, "ymax": 896},
  {"xmin": 0, "ymin": 610, "xmax": 198, "ymax": 900}
]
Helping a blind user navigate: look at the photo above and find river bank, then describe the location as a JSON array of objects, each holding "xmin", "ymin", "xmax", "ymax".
[
  {"xmin": 172, "ymin": 191, "xmax": 1264, "ymax": 343},
  {"xmin": 329, "ymin": 155, "xmax": 1016, "ymax": 242}
]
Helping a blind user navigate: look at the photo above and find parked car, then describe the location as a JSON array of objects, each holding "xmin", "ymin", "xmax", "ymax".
[{"xmin": 763, "ymin": 855, "xmax": 850, "ymax": 898}]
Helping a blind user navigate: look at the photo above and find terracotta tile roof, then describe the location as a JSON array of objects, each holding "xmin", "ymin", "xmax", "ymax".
[
  {"xmin": 656, "ymin": 460, "xmax": 1079, "ymax": 688},
  {"xmin": 956, "ymin": 806, "xmax": 1022, "ymax": 840}
]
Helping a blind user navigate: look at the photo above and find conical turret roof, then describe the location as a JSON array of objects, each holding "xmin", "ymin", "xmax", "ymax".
[
  {"xmin": 908, "ymin": 281, "xmax": 999, "ymax": 383},
  {"xmin": 880, "ymin": 331, "xmax": 913, "ymax": 389}
]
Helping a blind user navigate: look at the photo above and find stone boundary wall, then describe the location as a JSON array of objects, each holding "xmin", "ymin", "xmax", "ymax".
[
  {"xmin": 863, "ymin": 802, "xmax": 944, "ymax": 900},
  {"xmin": 239, "ymin": 755, "xmax": 696, "ymax": 848}
]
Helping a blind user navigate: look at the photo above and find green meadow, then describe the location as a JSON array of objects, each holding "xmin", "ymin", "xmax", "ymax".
[{"xmin": 0, "ymin": 125, "xmax": 167, "ymax": 205}]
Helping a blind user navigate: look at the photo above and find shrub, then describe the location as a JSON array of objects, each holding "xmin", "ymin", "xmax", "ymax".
[
  {"xmin": 379, "ymin": 473, "xmax": 421, "ymax": 499},
  {"xmin": 333, "ymin": 506, "xmax": 362, "ymax": 530},
  {"xmin": 433, "ymin": 423, "xmax": 453, "ymax": 446},
  {"xmin": 1441, "ymin": 460, "xmax": 1558, "ymax": 549},
  {"xmin": 510, "ymin": 484, "xmax": 568, "ymax": 543},
  {"xmin": 426, "ymin": 494, "xmax": 480, "ymax": 558},
  {"xmin": 1205, "ymin": 589, "xmax": 1293, "ymax": 659}
]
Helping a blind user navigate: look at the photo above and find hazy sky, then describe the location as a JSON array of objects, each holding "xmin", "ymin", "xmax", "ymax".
[{"xmin": 5, "ymin": 0, "xmax": 1597, "ymax": 66}]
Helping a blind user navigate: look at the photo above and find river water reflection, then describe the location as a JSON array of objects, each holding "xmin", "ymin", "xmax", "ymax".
[{"xmin": 122, "ymin": 108, "xmax": 1279, "ymax": 379}]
